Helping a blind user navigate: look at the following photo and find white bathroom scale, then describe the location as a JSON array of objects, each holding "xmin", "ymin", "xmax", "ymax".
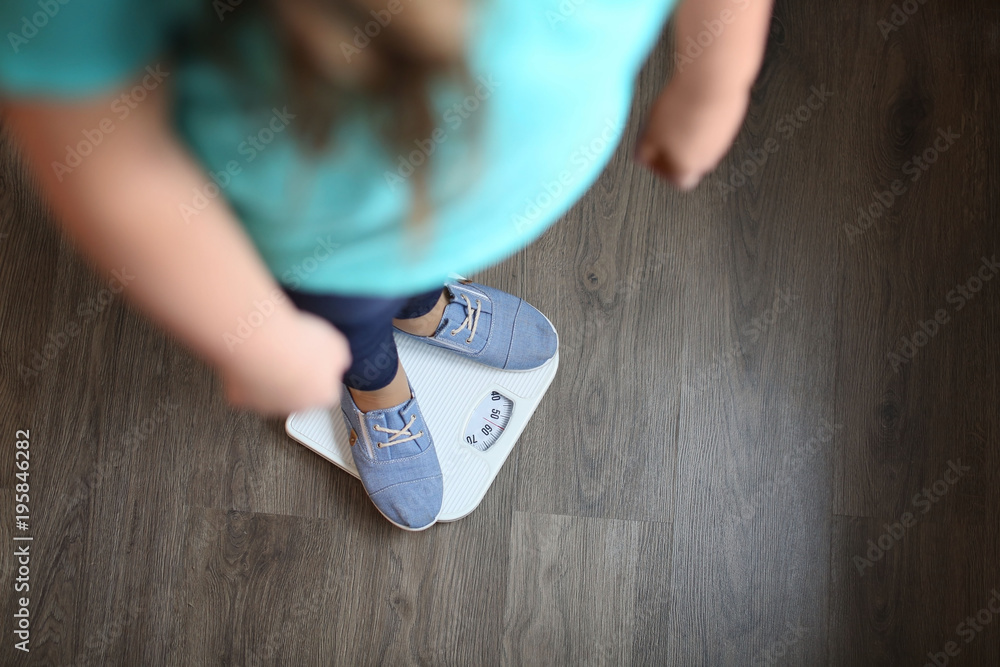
[{"xmin": 285, "ymin": 329, "xmax": 559, "ymax": 521}]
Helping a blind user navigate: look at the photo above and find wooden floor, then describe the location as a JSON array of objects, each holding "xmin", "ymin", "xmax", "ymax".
[{"xmin": 2, "ymin": 1, "xmax": 999, "ymax": 665}]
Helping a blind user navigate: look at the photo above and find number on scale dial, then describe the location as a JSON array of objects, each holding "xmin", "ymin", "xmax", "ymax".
[{"xmin": 463, "ymin": 390, "xmax": 513, "ymax": 452}]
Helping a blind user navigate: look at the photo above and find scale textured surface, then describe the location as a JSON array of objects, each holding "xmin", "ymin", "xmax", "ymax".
[{"xmin": 286, "ymin": 330, "xmax": 559, "ymax": 521}]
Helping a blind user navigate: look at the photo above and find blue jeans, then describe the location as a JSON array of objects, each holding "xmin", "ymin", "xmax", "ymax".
[{"xmin": 282, "ymin": 285, "xmax": 444, "ymax": 391}]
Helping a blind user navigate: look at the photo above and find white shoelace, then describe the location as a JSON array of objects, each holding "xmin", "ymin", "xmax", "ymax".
[
  {"xmin": 373, "ymin": 414, "xmax": 423, "ymax": 448},
  {"xmin": 450, "ymin": 292, "xmax": 482, "ymax": 344}
]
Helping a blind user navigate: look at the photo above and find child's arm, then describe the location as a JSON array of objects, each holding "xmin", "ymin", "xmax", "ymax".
[
  {"xmin": 3, "ymin": 78, "xmax": 350, "ymax": 414},
  {"xmin": 636, "ymin": 0, "xmax": 775, "ymax": 189}
]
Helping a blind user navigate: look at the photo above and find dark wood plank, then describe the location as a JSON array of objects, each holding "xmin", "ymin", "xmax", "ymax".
[
  {"xmin": 509, "ymin": 30, "xmax": 684, "ymax": 524},
  {"xmin": 830, "ymin": 512, "xmax": 1000, "ymax": 666},
  {"xmin": 501, "ymin": 511, "xmax": 671, "ymax": 665},
  {"xmin": 169, "ymin": 503, "xmax": 517, "ymax": 666},
  {"xmin": 661, "ymin": 0, "xmax": 845, "ymax": 661},
  {"xmin": 828, "ymin": 0, "xmax": 1000, "ymax": 662}
]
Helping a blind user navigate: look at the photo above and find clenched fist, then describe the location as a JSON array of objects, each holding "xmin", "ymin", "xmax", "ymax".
[
  {"xmin": 635, "ymin": 78, "xmax": 751, "ymax": 190},
  {"xmin": 220, "ymin": 309, "xmax": 352, "ymax": 416}
]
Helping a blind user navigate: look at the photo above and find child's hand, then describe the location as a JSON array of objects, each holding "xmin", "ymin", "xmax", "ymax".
[
  {"xmin": 635, "ymin": 0, "xmax": 773, "ymax": 189},
  {"xmin": 220, "ymin": 309, "xmax": 352, "ymax": 416},
  {"xmin": 635, "ymin": 79, "xmax": 751, "ymax": 190}
]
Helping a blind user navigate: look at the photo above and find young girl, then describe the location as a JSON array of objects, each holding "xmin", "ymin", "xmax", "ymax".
[{"xmin": 1, "ymin": 0, "xmax": 773, "ymax": 530}]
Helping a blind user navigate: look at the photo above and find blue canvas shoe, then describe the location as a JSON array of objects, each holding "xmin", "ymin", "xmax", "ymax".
[
  {"xmin": 339, "ymin": 382, "xmax": 443, "ymax": 531},
  {"xmin": 395, "ymin": 280, "xmax": 558, "ymax": 371}
]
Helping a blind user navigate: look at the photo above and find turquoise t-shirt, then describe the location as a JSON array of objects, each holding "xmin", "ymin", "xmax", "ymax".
[{"xmin": 1, "ymin": 0, "xmax": 676, "ymax": 297}]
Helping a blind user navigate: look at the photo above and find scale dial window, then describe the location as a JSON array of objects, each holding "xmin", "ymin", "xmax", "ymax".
[{"xmin": 463, "ymin": 390, "xmax": 513, "ymax": 452}]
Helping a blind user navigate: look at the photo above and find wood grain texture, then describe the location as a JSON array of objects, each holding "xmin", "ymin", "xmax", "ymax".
[
  {"xmin": 512, "ymin": 34, "xmax": 685, "ymax": 524},
  {"xmin": 501, "ymin": 511, "xmax": 670, "ymax": 666},
  {"xmin": 1, "ymin": 0, "xmax": 998, "ymax": 665}
]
